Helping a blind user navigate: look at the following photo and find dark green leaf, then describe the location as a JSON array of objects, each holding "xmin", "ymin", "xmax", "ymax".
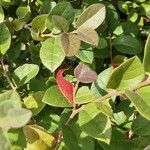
[{"xmin": 113, "ymin": 35, "xmax": 142, "ymax": 55}]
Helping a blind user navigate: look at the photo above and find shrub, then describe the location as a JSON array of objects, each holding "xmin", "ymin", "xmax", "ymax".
[{"xmin": 0, "ymin": 0, "xmax": 150, "ymax": 150}]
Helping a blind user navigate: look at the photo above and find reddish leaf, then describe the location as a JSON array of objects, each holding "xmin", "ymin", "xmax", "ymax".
[
  {"xmin": 56, "ymin": 68, "xmax": 74, "ymax": 105},
  {"xmin": 74, "ymin": 64, "xmax": 97, "ymax": 83}
]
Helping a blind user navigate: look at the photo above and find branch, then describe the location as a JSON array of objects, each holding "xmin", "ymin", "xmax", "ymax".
[
  {"xmin": 0, "ymin": 58, "xmax": 16, "ymax": 90},
  {"xmin": 65, "ymin": 76, "xmax": 150, "ymax": 124},
  {"xmin": 96, "ymin": 76, "xmax": 150, "ymax": 102}
]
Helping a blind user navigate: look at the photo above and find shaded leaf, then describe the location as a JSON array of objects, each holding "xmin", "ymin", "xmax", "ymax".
[
  {"xmin": 40, "ymin": 35, "xmax": 65, "ymax": 72},
  {"xmin": 113, "ymin": 35, "xmax": 142, "ymax": 55},
  {"xmin": 78, "ymin": 102, "xmax": 112, "ymax": 144},
  {"xmin": 77, "ymin": 27, "xmax": 99, "ymax": 46},
  {"xmin": 51, "ymin": 2, "xmax": 75, "ymax": 24},
  {"xmin": 74, "ymin": 63, "xmax": 97, "ymax": 83},
  {"xmin": 13, "ymin": 64, "xmax": 39, "ymax": 86},
  {"xmin": 77, "ymin": 3, "xmax": 106, "ymax": 29},
  {"xmin": 52, "ymin": 15, "xmax": 69, "ymax": 32},
  {"xmin": 42, "ymin": 85, "xmax": 71, "ymax": 107},
  {"xmin": 61, "ymin": 33, "xmax": 81, "ymax": 56},
  {"xmin": 63, "ymin": 121, "xmax": 95, "ymax": 150},
  {"xmin": 8, "ymin": 128, "xmax": 26, "ymax": 148},
  {"xmin": 132, "ymin": 115, "xmax": 150, "ymax": 136},
  {"xmin": 106, "ymin": 56, "xmax": 145, "ymax": 90}
]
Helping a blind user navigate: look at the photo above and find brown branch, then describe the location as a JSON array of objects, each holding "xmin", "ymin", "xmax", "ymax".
[{"xmin": 0, "ymin": 58, "xmax": 16, "ymax": 90}]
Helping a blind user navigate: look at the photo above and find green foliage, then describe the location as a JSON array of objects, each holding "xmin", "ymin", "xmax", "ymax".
[{"xmin": 0, "ymin": 0, "xmax": 150, "ymax": 149}]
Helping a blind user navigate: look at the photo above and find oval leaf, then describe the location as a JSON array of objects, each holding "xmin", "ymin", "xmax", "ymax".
[
  {"xmin": 52, "ymin": 15, "xmax": 69, "ymax": 32},
  {"xmin": 13, "ymin": 64, "xmax": 39, "ymax": 86},
  {"xmin": 42, "ymin": 85, "xmax": 71, "ymax": 107},
  {"xmin": 31, "ymin": 14, "xmax": 47, "ymax": 33},
  {"xmin": 77, "ymin": 27, "xmax": 99, "ymax": 46},
  {"xmin": 77, "ymin": 3, "xmax": 106, "ymax": 29},
  {"xmin": 113, "ymin": 35, "xmax": 142, "ymax": 55},
  {"xmin": 8, "ymin": 108, "xmax": 32, "ymax": 128},
  {"xmin": 78, "ymin": 102, "xmax": 112, "ymax": 144},
  {"xmin": 61, "ymin": 33, "xmax": 81, "ymax": 56},
  {"xmin": 0, "ymin": 23, "xmax": 11, "ymax": 55},
  {"xmin": 74, "ymin": 63, "xmax": 97, "ymax": 83},
  {"xmin": 56, "ymin": 68, "xmax": 74, "ymax": 104},
  {"xmin": 75, "ymin": 86, "xmax": 96, "ymax": 104},
  {"xmin": 106, "ymin": 56, "xmax": 145, "ymax": 90},
  {"xmin": 125, "ymin": 89, "xmax": 150, "ymax": 120},
  {"xmin": 40, "ymin": 35, "xmax": 65, "ymax": 72}
]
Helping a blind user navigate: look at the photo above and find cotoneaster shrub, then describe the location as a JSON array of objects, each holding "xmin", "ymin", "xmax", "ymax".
[{"xmin": 0, "ymin": 0, "xmax": 150, "ymax": 150}]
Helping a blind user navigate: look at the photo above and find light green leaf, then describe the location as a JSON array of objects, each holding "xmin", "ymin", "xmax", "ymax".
[
  {"xmin": 91, "ymin": 67, "xmax": 112, "ymax": 98},
  {"xmin": 42, "ymin": 85, "xmax": 71, "ymax": 107},
  {"xmin": 76, "ymin": 46, "xmax": 94, "ymax": 64},
  {"xmin": 40, "ymin": 35, "xmax": 65, "ymax": 72},
  {"xmin": 77, "ymin": 3, "xmax": 106, "ymax": 29},
  {"xmin": 13, "ymin": 64, "xmax": 39, "ymax": 86},
  {"xmin": 78, "ymin": 102, "xmax": 112, "ymax": 144},
  {"xmin": 52, "ymin": 15, "xmax": 69, "ymax": 32},
  {"xmin": 113, "ymin": 35, "xmax": 142, "ymax": 55},
  {"xmin": 0, "ymin": 90, "xmax": 21, "ymax": 107},
  {"xmin": 143, "ymin": 34, "xmax": 150, "ymax": 74},
  {"xmin": 24, "ymin": 91, "xmax": 45, "ymax": 116},
  {"xmin": 77, "ymin": 27, "xmax": 99, "ymax": 46},
  {"xmin": 31, "ymin": 15, "xmax": 47, "ymax": 33},
  {"xmin": 7, "ymin": 108, "xmax": 32, "ymax": 128},
  {"xmin": 75, "ymin": 86, "xmax": 96, "ymax": 104},
  {"xmin": 0, "ymin": 128, "xmax": 10, "ymax": 150},
  {"xmin": 61, "ymin": 33, "xmax": 81, "ymax": 56},
  {"xmin": 106, "ymin": 56, "xmax": 145, "ymax": 90},
  {"xmin": 125, "ymin": 89, "xmax": 150, "ymax": 120},
  {"xmin": 0, "ymin": 5, "xmax": 4, "ymax": 23},
  {"xmin": 0, "ymin": 23, "xmax": 11, "ymax": 55},
  {"xmin": 16, "ymin": 6, "xmax": 31, "ymax": 20}
]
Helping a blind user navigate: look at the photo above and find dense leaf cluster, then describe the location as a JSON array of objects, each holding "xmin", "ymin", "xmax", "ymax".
[{"xmin": 0, "ymin": 0, "xmax": 150, "ymax": 150}]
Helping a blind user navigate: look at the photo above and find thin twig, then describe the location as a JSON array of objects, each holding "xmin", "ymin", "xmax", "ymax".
[
  {"xmin": 65, "ymin": 105, "xmax": 84, "ymax": 125},
  {"xmin": 109, "ymin": 32, "xmax": 113, "ymax": 65},
  {"xmin": 0, "ymin": 58, "xmax": 16, "ymax": 90}
]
